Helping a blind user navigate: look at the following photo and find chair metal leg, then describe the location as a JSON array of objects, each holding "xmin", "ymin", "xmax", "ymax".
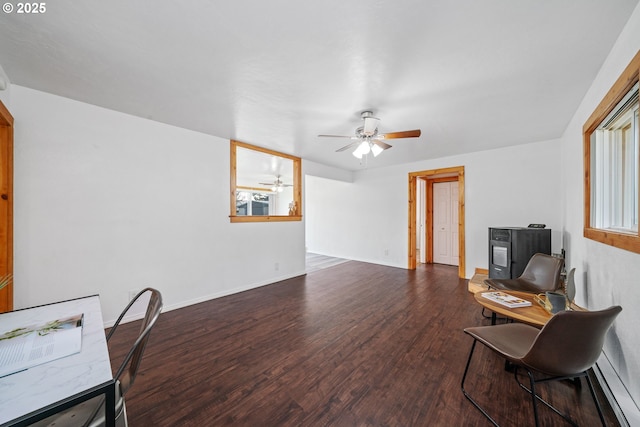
[
  {"xmin": 527, "ymin": 370, "xmax": 540, "ymax": 427},
  {"xmin": 514, "ymin": 367, "xmax": 580, "ymax": 427},
  {"xmin": 481, "ymin": 307, "xmax": 512, "ymax": 325},
  {"xmin": 462, "ymin": 340, "xmax": 605, "ymax": 427},
  {"xmin": 461, "ymin": 339, "xmax": 500, "ymax": 427},
  {"xmin": 585, "ymin": 370, "xmax": 607, "ymax": 427}
]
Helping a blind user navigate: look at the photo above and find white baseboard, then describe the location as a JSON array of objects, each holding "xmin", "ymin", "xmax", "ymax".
[
  {"xmin": 103, "ymin": 270, "xmax": 308, "ymax": 328},
  {"xmin": 594, "ymin": 352, "xmax": 640, "ymax": 427}
]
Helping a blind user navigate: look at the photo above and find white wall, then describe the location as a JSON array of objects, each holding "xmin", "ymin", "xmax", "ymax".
[
  {"xmin": 303, "ymin": 160, "xmax": 353, "ymax": 183},
  {"xmin": 0, "ymin": 65, "xmax": 11, "ymax": 109},
  {"xmin": 12, "ymin": 85, "xmax": 306, "ymax": 324},
  {"xmin": 560, "ymin": 2, "xmax": 640, "ymax": 422},
  {"xmin": 306, "ymin": 138, "xmax": 564, "ymax": 276}
]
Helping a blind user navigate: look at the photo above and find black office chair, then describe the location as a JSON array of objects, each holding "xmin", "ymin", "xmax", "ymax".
[
  {"xmin": 461, "ymin": 305, "xmax": 622, "ymax": 427},
  {"xmin": 34, "ymin": 288, "xmax": 163, "ymax": 427}
]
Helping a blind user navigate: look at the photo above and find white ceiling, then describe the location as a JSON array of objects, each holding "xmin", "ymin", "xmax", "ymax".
[
  {"xmin": 0, "ymin": 0, "xmax": 637, "ymax": 171},
  {"xmin": 236, "ymin": 145, "xmax": 294, "ymax": 189}
]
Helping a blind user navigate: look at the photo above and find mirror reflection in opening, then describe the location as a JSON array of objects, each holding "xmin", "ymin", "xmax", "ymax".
[{"xmin": 235, "ymin": 144, "xmax": 296, "ymax": 217}]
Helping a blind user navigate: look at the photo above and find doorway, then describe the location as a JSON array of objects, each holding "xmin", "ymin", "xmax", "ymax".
[
  {"xmin": 432, "ymin": 180, "xmax": 459, "ymax": 266},
  {"xmin": 408, "ymin": 166, "xmax": 465, "ymax": 278}
]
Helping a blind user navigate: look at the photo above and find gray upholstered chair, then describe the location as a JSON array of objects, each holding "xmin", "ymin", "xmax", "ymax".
[
  {"xmin": 484, "ymin": 253, "xmax": 564, "ymax": 293},
  {"xmin": 461, "ymin": 305, "xmax": 622, "ymax": 427},
  {"xmin": 34, "ymin": 288, "xmax": 163, "ymax": 427}
]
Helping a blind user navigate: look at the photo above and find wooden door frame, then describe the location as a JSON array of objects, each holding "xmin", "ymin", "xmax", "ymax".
[
  {"xmin": 428, "ymin": 177, "xmax": 459, "ymax": 265},
  {"xmin": 408, "ymin": 166, "xmax": 465, "ymax": 278},
  {"xmin": 0, "ymin": 100, "xmax": 13, "ymax": 312}
]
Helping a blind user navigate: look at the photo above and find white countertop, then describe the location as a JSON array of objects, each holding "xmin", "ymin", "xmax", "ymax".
[{"xmin": 0, "ymin": 295, "xmax": 113, "ymax": 425}]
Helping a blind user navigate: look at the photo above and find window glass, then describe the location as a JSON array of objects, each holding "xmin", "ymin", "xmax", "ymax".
[
  {"xmin": 590, "ymin": 83, "xmax": 639, "ymax": 233},
  {"xmin": 583, "ymin": 50, "xmax": 640, "ymax": 253},
  {"xmin": 236, "ymin": 191, "xmax": 272, "ymax": 216}
]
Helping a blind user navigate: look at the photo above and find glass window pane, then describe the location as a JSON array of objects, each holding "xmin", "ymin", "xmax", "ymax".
[{"xmin": 591, "ymin": 82, "xmax": 638, "ymax": 233}]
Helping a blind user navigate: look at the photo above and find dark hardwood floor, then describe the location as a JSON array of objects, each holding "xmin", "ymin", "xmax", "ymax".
[{"xmin": 107, "ymin": 262, "xmax": 619, "ymax": 426}]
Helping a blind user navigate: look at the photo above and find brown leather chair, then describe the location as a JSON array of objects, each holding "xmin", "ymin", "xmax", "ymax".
[
  {"xmin": 461, "ymin": 305, "xmax": 622, "ymax": 427},
  {"xmin": 484, "ymin": 253, "xmax": 564, "ymax": 293}
]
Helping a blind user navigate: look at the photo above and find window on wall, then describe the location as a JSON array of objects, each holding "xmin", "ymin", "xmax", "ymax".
[
  {"xmin": 584, "ymin": 50, "xmax": 640, "ymax": 253},
  {"xmin": 236, "ymin": 191, "xmax": 272, "ymax": 216},
  {"xmin": 230, "ymin": 140, "xmax": 302, "ymax": 223},
  {"xmin": 590, "ymin": 84, "xmax": 638, "ymax": 233}
]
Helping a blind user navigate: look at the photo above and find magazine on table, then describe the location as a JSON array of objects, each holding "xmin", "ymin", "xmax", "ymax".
[
  {"xmin": 481, "ymin": 291, "xmax": 532, "ymax": 308},
  {"xmin": 0, "ymin": 313, "xmax": 84, "ymax": 377}
]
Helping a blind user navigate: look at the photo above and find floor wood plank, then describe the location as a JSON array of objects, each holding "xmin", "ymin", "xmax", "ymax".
[
  {"xmin": 305, "ymin": 252, "xmax": 350, "ymax": 272},
  {"xmin": 107, "ymin": 262, "xmax": 619, "ymax": 426}
]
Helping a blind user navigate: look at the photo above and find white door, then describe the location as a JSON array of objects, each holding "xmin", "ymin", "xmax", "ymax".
[
  {"xmin": 418, "ymin": 179, "xmax": 426, "ymax": 263},
  {"xmin": 433, "ymin": 181, "xmax": 459, "ymax": 266}
]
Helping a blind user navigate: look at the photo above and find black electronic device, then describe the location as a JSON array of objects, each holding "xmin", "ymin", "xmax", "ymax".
[
  {"xmin": 527, "ymin": 224, "xmax": 546, "ymax": 228},
  {"xmin": 489, "ymin": 227, "xmax": 552, "ymax": 279}
]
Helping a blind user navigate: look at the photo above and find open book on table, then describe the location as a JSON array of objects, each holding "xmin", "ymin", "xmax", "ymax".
[
  {"xmin": 0, "ymin": 313, "xmax": 84, "ymax": 377},
  {"xmin": 481, "ymin": 291, "xmax": 532, "ymax": 308}
]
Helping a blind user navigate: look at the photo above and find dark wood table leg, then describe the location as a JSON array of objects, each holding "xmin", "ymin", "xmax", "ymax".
[{"xmin": 105, "ymin": 381, "xmax": 116, "ymax": 427}]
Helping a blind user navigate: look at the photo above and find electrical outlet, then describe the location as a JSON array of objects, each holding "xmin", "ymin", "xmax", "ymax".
[
  {"xmin": 275, "ymin": 262, "xmax": 280, "ymax": 271},
  {"xmin": 384, "ymin": 249, "xmax": 389, "ymax": 256}
]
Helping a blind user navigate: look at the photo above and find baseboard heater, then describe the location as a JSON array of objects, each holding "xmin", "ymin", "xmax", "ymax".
[{"xmin": 593, "ymin": 352, "xmax": 640, "ymax": 426}]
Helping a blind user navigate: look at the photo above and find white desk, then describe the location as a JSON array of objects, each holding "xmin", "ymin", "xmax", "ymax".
[{"xmin": 0, "ymin": 295, "xmax": 116, "ymax": 427}]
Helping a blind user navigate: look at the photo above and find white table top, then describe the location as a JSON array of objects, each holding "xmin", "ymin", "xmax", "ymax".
[{"xmin": 0, "ymin": 295, "xmax": 113, "ymax": 425}]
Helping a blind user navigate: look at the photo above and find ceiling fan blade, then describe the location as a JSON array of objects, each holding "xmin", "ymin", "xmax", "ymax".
[
  {"xmin": 336, "ymin": 140, "xmax": 361, "ymax": 152},
  {"xmin": 379, "ymin": 129, "xmax": 421, "ymax": 139},
  {"xmin": 318, "ymin": 134, "xmax": 356, "ymax": 139},
  {"xmin": 372, "ymin": 139, "xmax": 392, "ymax": 150}
]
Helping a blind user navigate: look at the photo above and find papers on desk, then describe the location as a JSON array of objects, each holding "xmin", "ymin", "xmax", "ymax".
[
  {"xmin": 0, "ymin": 313, "xmax": 83, "ymax": 377},
  {"xmin": 481, "ymin": 291, "xmax": 532, "ymax": 308}
]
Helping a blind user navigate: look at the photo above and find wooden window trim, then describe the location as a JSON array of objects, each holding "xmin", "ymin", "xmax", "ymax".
[
  {"xmin": 230, "ymin": 140, "xmax": 302, "ymax": 223},
  {"xmin": 583, "ymin": 50, "xmax": 640, "ymax": 253}
]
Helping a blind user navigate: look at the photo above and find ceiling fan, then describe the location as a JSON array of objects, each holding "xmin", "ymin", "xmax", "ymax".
[
  {"xmin": 318, "ymin": 111, "xmax": 421, "ymax": 159},
  {"xmin": 259, "ymin": 175, "xmax": 293, "ymax": 193}
]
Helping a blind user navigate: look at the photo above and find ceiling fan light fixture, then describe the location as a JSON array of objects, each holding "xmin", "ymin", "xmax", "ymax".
[
  {"xmin": 353, "ymin": 140, "xmax": 376, "ymax": 159},
  {"xmin": 371, "ymin": 143, "xmax": 383, "ymax": 157},
  {"xmin": 320, "ymin": 111, "xmax": 421, "ymax": 162},
  {"xmin": 359, "ymin": 140, "xmax": 371, "ymax": 155}
]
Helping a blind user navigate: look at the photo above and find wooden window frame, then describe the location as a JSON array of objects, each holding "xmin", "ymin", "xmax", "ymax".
[
  {"xmin": 230, "ymin": 140, "xmax": 302, "ymax": 223},
  {"xmin": 583, "ymin": 50, "xmax": 640, "ymax": 253}
]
